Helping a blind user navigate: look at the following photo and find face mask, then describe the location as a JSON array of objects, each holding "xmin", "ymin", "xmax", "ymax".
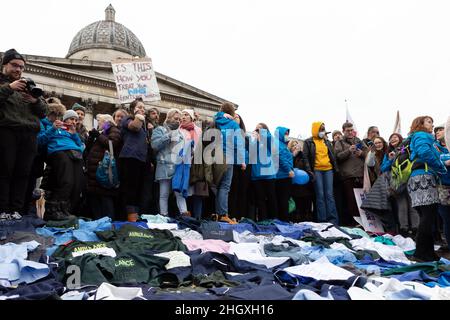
[
  {"xmin": 285, "ymin": 136, "xmax": 289, "ymax": 142},
  {"xmin": 318, "ymin": 131, "xmax": 325, "ymax": 139}
]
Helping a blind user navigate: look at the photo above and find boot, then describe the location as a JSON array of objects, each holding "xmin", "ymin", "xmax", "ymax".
[
  {"xmin": 59, "ymin": 201, "xmax": 73, "ymax": 217},
  {"xmin": 44, "ymin": 200, "xmax": 66, "ymax": 221}
]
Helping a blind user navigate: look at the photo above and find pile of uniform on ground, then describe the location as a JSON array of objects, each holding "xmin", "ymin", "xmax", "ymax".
[{"xmin": 1, "ymin": 214, "xmax": 450, "ymax": 300}]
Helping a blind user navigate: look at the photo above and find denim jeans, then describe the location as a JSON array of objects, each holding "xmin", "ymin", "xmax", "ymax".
[
  {"xmin": 438, "ymin": 205, "xmax": 450, "ymax": 247},
  {"xmin": 159, "ymin": 179, "xmax": 187, "ymax": 215},
  {"xmin": 216, "ymin": 165, "xmax": 234, "ymax": 216},
  {"xmin": 314, "ymin": 170, "xmax": 338, "ymax": 224}
]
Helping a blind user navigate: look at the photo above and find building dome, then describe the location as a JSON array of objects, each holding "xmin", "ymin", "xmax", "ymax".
[{"xmin": 66, "ymin": 4, "xmax": 146, "ymax": 60}]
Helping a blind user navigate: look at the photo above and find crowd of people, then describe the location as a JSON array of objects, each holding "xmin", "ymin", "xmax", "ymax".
[{"xmin": 1, "ymin": 48, "xmax": 450, "ymax": 263}]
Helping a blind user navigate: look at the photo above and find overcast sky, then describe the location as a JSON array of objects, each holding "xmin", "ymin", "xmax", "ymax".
[{"xmin": 3, "ymin": 0, "xmax": 450, "ymax": 138}]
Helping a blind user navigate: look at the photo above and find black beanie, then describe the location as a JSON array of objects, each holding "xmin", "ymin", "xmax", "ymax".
[{"xmin": 1, "ymin": 49, "xmax": 25, "ymax": 66}]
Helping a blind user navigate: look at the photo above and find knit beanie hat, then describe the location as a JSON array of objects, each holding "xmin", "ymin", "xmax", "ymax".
[
  {"xmin": 182, "ymin": 109, "xmax": 195, "ymax": 121},
  {"xmin": 72, "ymin": 103, "xmax": 86, "ymax": 114},
  {"xmin": 1, "ymin": 49, "xmax": 25, "ymax": 65},
  {"xmin": 63, "ymin": 110, "xmax": 79, "ymax": 121}
]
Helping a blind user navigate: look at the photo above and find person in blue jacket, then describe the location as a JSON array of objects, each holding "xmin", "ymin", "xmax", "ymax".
[
  {"xmin": 407, "ymin": 116, "xmax": 447, "ymax": 261},
  {"xmin": 381, "ymin": 133, "xmax": 420, "ymax": 236},
  {"xmin": 274, "ymin": 126, "xmax": 294, "ymax": 222},
  {"xmin": 250, "ymin": 123, "xmax": 278, "ymax": 221},
  {"xmin": 43, "ymin": 109, "xmax": 85, "ymax": 220},
  {"xmin": 213, "ymin": 102, "xmax": 246, "ymax": 224},
  {"xmin": 434, "ymin": 124, "xmax": 450, "ymax": 252}
]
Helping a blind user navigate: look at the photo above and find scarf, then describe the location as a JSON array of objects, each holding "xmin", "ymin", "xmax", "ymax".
[
  {"xmin": 180, "ymin": 122, "xmax": 196, "ymax": 140},
  {"xmin": 166, "ymin": 121, "xmax": 180, "ymax": 130}
]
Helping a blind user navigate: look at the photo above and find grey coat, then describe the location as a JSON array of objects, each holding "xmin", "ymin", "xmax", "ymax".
[
  {"xmin": 151, "ymin": 125, "xmax": 184, "ymax": 181},
  {"xmin": 360, "ymin": 173, "xmax": 392, "ymax": 213}
]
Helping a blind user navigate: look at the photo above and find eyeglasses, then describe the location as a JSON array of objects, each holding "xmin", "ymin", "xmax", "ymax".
[{"xmin": 8, "ymin": 62, "xmax": 25, "ymax": 70}]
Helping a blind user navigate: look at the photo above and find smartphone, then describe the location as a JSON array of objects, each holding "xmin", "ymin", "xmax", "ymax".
[{"xmin": 355, "ymin": 143, "xmax": 363, "ymax": 150}]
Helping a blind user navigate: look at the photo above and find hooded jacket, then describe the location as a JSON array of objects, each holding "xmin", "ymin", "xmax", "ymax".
[
  {"xmin": 214, "ymin": 112, "xmax": 245, "ymax": 165},
  {"xmin": 303, "ymin": 122, "xmax": 337, "ymax": 173},
  {"xmin": 0, "ymin": 73, "xmax": 47, "ymax": 132},
  {"xmin": 251, "ymin": 129, "xmax": 276, "ymax": 180},
  {"xmin": 435, "ymin": 142, "xmax": 450, "ymax": 186},
  {"xmin": 274, "ymin": 127, "xmax": 294, "ymax": 179}
]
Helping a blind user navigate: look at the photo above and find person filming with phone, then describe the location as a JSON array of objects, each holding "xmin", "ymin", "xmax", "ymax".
[{"xmin": 334, "ymin": 122, "xmax": 367, "ymax": 225}]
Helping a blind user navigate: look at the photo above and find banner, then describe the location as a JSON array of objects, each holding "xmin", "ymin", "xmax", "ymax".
[
  {"xmin": 111, "ymin": 58, "xmax": 161, "ymax": 104},
  {"xmin": 353, "ymin": 188, "xmax": 384, "ymax": 233}
]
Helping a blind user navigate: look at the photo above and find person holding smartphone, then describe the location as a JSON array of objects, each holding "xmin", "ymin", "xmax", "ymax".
[{"xmin": 334, "ymin": 122, "xmax": 367, "ymax": 225}]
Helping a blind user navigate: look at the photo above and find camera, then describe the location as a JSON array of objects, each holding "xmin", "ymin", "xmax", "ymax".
[{"xmin": 21, "ymin": 77, "xmax": 44, "ymax": 98}]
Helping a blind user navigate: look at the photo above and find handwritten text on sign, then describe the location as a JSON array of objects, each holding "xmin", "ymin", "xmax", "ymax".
[{"xmin": 111, "ymin": 58, "xmax": 161, "ymax": 104}]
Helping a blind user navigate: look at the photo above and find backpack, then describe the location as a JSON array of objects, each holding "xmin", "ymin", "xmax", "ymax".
[
  {"xmin": 96, "ymin": 140, "xmax": 120, "ymax": 189},
  {"xmin": 389, "ymin": 138, "xmax": 427, "ymax": 195}
]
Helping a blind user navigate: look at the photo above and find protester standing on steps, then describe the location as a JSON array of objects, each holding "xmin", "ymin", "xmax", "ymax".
[
  {"xmin": 0, "ymin": 49, "xmax": 47, "ymax": 220},
  {"xmin": 118, "ymin": 98, "xmax": 148, "ymax": 222},
  {"xmin": 152, "ymin": 108, "xmax": 187, "ymax": 217}
]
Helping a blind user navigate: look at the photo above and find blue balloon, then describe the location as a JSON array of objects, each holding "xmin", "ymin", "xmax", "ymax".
[{"xmin": 292, "ymin": 168, "xmax": 309, "ymax": 185}]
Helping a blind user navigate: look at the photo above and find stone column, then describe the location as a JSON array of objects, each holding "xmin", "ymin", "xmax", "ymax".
[{"xmin": 82, "ymin": 98, "xmax": 96, "ymax": 130}]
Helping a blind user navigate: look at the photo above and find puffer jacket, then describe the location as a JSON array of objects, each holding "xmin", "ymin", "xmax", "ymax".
[
  {"xmin": 151, "ymin": 124, "xmax": 184, "ymax": 181},
  {"xmin": 274, "ymin": 126, "xmax": 294, "ymax": 179},
  {"xmin": 0, "ymin": 73, "xmax": 47, "ymax": 132},
  {"xmin": 409, "ymin": 131, "xmax": 446, "ymax": 177},
  {"xmin": 46, "ymin": 127, "xmax": 85, "ymax": 155},
  {"xmin": 86, "ymin": 125, "xmax": 122, "ymax": 196}
]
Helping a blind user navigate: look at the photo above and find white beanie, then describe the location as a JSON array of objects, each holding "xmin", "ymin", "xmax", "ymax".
[
  {"xmin": 182, "ymin": 109, "xmax": 195, "ymax": 121},
  {"xmin": 63, "ymin": 110, "xmax": 79, "ymax": 121}
]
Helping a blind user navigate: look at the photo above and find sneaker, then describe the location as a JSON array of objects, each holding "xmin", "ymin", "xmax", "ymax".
[
  {"xmin": 9, "ymin": 212, "xmax": 22, "ymax": 220},
  {"xmin": 0, "ymin": 212, "xmax": 10, "ymax": 220},
  {"xmin": 219, "ymin": 215, "xmax": 238, "ymax": 225}
]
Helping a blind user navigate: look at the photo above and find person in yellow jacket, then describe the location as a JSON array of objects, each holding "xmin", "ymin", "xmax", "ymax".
[{"xmin": 302, "ymin": 122, "xmax": 339, "ymax": 224}]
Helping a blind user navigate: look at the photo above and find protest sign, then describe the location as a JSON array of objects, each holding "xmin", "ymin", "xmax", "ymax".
[{"xmin": 112, "ymin": 58, "xmax": 161, "ymax": 104}]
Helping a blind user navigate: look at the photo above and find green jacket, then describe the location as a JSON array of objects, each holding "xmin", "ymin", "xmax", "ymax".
[{"xmin": 0, "ymin": 73, "xmax": 47, "ymax": 132}]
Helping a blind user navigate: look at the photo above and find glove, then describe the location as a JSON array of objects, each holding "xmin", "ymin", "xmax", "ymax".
[
  {"xmin": 89, "ymin": 129, "xmax": 100, "ymax": 139},
  {"xmin": 135, "ymin": 114, "xmax": 145, "ymax": 122},
  {"xmin": 102, "ymin": 121, "xmax": 112, "ymax": 134}
]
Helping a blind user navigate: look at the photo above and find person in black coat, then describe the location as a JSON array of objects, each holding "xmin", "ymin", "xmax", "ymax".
[{"xmin": 85, "ymin": 114, "xmax": 122, "ymax": 219}]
